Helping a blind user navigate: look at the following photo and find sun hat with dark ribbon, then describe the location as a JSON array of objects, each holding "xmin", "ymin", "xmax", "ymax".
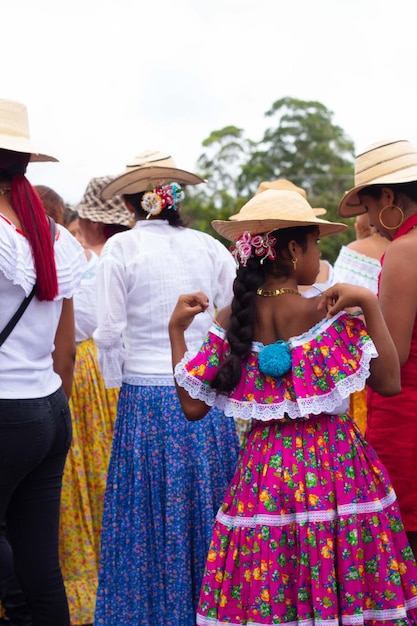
[
  {"xmin": 338, "ymin": 139, "xmax": 417, "ymax": 217},
  {"xmin": 77, "ymin": 176, "xmax": 131, "ymax": 226},
  {"xmin": 100, "ymin": 149, "xmax": 205, "ymax": 199},
  {"xmin": 212, "ymin": 189, "xmax": 347, "ymax": 242},
  {"xmin": 0, "ymin": 98, "xmax": 57, "ymax": 162}
]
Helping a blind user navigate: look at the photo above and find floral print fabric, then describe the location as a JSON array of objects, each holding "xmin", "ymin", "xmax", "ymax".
[
  {"xmin": 175, "ymin": 312, "xmax": 376, "ymax": 421},
  {"xmin": 94, "ymin": 384, "xmax": 240, "ymax": 626},
  {"xmin": 174, "ymin": 312, "xmax": 417, "ymax": 624},
  {"xmin": 59, "ymin": 338, "xmax": 119, "ymax": 625},
  {"xmin": 197, "ymin": 415, "xmax": 417, "ymax": 624}
]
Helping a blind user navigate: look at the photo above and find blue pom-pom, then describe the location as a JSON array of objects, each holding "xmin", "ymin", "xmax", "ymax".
[{"xmin": 258, "ymin": 340, "xmax": 292, "ymax": 377}]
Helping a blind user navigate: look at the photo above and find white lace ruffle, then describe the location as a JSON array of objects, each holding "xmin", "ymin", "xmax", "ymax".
[
  {"xmin": 174, "ymin": 336, "xmax": 375, "ymax": 422},
  {"xmin": 216, "ymin": 488, "xmax": 397, "ymax": 529}
]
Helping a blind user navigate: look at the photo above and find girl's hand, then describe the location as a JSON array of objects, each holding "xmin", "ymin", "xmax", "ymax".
[
  {"xmin": 317, "ymin": 283, "xmax": 376, "ymax": 317},
  {"xmin": 169, "ymin": 291, "xmax": 209, "ymax": 332}
]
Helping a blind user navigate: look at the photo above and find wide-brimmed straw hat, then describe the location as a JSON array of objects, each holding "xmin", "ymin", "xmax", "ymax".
[
  {"xmin": 338, "ymin": 139, "xmax": 417, "ymax": 217},
  {"xmin": 212, "ymin": 189, "xmax": 347, "ymax": 242},
  {"xmin": 0, "ymin": 98, "xmax": 57, "ymax": 162},
  {"xmin": 100, "ymin": 149, "xmax": 205, "ymax": 199},
  {"xmin": 77, "ymin": 176, "xmax": 131, "ymax": 226},
  {"xmin": 255, "ymin": 179, "xmax": 327, "ymax": 216}
]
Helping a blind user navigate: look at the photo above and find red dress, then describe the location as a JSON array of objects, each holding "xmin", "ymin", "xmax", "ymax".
[{"xmin": 367, "ymin": 213, "xmax": 417, "ymax": 532}]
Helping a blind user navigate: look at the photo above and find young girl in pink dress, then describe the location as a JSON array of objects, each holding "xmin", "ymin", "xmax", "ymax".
[{"xmin": 169, "ymin": 188, "xmax": 417, "ymax": 625}]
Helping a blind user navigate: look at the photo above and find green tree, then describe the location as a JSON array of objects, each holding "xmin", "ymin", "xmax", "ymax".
[{"xmin": 185, "ymin": 97, "xmax": 357, "ymax": 261}]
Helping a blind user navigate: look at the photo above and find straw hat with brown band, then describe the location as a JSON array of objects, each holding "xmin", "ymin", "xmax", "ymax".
[
  {"xmin": 338, "ymin": 139, "xmax": 417, "ymax": 218},
  {"xmin": 100, "ymin": 150, "xmax": 205, "ymax": 199}
]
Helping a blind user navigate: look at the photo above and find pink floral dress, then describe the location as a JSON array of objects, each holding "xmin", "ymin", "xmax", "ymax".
[{"xmin": 175, "ymin": 312, "xmax": 417, "ymax": 625}]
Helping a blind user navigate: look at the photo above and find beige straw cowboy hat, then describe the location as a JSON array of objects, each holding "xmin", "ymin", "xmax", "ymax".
[
  {"xmin": 338, "ymin": 139, "xmax": 417, "ymax": 217},
  {"xmin": 100, "ymin": 150, "xmax": 205, "ymax": 199},
  {"xmin": 77, "ymin": 176, "xmax": 131, "ymax": 226},
  {"xmin": 0, "ymin": 98, "xmax": 57, "ymax": 162},
  {"xmin": 212, "ymin": 189, "xmax": 347, "ymax": 242},
  {"xmin": 255, "ymin": 178, "xmax": 327, "ymax": 216}
]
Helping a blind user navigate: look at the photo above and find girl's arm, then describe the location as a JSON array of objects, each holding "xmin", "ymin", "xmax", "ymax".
[
  {"xmin": 169, "ymin": 291, "xmax": 213, "ymax": 421},
  {"xmin": 52, "ymin": 297, "xmax": 76, "ymax": 398},
  {"xmin": 318, "ymin": 283, "xmax": 400, "ymax": 396}
]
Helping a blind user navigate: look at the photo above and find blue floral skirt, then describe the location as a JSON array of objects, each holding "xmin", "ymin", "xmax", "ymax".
[{"xmin": 93, "ymin": 383, "xmax": 240, "ymax": 626}]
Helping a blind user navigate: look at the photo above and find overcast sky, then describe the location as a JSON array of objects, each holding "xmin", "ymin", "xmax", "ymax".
[{"xmin": 4, "ymin": 0, "xmax": 417, "ymax": 204}]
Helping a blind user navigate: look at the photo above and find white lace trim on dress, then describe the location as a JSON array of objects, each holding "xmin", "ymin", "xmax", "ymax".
[
  {"xmin": 197, "ymin": 598, "xmax": 417, "ymax": 626},
  {"xmin": 174, "ymin": 339, "xmax": 376, "ymax": 421},
  {"xmin": 216, "ymin": 488, "xmax": 396, "ymax": 529}
]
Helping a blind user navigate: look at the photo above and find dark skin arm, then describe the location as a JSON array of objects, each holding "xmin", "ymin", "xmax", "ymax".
[
  {"xmin": 52, "ymin": 297, "xmax": 76, "ymax": 399},
  {"xmin": 377, "ymin": 236, "xmax": 417, "ymax": 366},
  {"xmin": 318, "ymin": 283, "xmax": 401, "ymax": 396},
  {"xmin": 170, "ymin": 283, "xmax": 401, "ymax": 422},
  {"xmin": 169, "ymin": 291, "xmax": 213, "ymax": 421}
]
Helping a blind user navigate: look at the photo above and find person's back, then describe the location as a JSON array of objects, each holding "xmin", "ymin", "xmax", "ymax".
[
  {"xmin": 93, "ymin": 152, "xmax": 240, "ymax": 626},
  {"xmin": 169, "ymin": 189, "xmax": 417, "ymax": 626},
  {"xmin": 97, "ymin": 222, "xmax": 234, "ymax": 380},
  {"xmin": 0, "ymin": 99, "xmax": 85, "ymax": 626},
  {"xmin": 337, "ymin": 138, "xmax": 417, "ymax": 560}
]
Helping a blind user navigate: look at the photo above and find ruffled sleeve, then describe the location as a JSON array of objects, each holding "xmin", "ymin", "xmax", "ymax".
[
  {"xmin": 53, "ymin": 226, "xmax": 87, "ymax": 299},
  {"xmin": 0, "ymin": 216, "xmax": 86, "ymax": 299},
  {"xmin": 0, "ymin": 215, "xmax": 36, "ymax": 295},
  {"xmin": 174, "ymin": 311, "xmax": 377, "ymax": 421}
]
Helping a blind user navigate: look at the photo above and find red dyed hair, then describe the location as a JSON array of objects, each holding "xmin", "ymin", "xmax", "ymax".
[{"xmin": 0, "ymin": 150, "xmax": 58, "ymax": 301}]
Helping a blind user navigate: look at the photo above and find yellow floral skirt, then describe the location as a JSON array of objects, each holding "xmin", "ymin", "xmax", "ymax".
[
  {"xmin": 349, "ymin": 387, "xmax": 367, "ymax": 435},
  {"xmin": 59, "ymin": 338, "xmax": 119, "ymax": 625}
]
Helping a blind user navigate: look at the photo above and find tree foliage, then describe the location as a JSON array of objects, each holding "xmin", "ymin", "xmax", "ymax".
[{"xmin": 183, "ymin": 97, "xmax": 357, "ymax": 263}]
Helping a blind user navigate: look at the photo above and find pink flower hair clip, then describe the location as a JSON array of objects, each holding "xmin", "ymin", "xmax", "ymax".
[{"xmin": 231, "ymin": 231, "xmax": 277, "ymax": 267}]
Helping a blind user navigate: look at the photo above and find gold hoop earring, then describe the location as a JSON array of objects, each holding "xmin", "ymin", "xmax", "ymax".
[
  {"xmin": 379, "ymin": 204, "xmax": 405, "ymax": 230},
  {"xmin": 292, "ymin": 257, "xmax": 298, "ymax": 270}
]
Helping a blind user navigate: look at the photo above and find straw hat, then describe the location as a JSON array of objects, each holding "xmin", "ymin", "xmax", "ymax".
[
  {"xmin": 77, "ymin": 176, "xmax": 131, "ymax": 226},
  {"xmin": 100, "ymin": 149, "xmax": 205, "ymax": 199},
  {"xmin": 212, "ymin": 189, "xmax": 347, "ymax": 242},
  {"xmin": 255, "ymin": 179, "xmax": 327, "ymax": 216},
  {"xmin": 0, "ymin": 98, "xmax": 57, "ymax": 162},
  {"xmin": 338, "ymin": 139, "xmax": 417, "ymax": 217}
]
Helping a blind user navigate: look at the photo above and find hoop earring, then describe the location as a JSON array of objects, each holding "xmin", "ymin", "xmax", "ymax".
[
  {"xmin": 379, "ymin": 204, "xmax": 404, "ymax": 230},
  {"xmin": 292, "ymin": 257, "xmax": 298, "ymax": 270}
]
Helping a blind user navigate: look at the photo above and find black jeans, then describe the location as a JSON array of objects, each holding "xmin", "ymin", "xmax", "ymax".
[{"xmin": 0, "ymin": 387, "xmax": 72, "ymax": 626}]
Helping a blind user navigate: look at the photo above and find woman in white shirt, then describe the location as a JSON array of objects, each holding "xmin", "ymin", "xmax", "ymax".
[
  {"xmin": 0, "ymin": 99, "xmax": 85, "ymax": 625},
  {"xmin": 93, "ymin": 150, "xmax": 240, "ymax": 626}
]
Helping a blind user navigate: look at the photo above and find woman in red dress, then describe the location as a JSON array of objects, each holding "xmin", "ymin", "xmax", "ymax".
[{"xmin": 338, "ymin": 138, "xmax": 417, "ymax": 559}]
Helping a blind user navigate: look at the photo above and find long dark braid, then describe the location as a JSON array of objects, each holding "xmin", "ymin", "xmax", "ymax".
[
  {"xmin": 211, "ymin": 225, "xmax": 317, "ymax": 392},
  {"xmin": 211, "ymin": 256, "xmax": 265, "ymax": 391}
]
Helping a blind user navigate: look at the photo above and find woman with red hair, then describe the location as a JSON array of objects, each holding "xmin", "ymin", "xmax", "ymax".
[{"xmin": 0, "ymin": 99, "xmax": 86, "ymax": 626}]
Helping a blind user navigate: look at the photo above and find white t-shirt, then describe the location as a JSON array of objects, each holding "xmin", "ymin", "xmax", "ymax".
[
  {"xmin": 93, "ymin": 220, "xmax": 237, "ymax": 388},
  {"xmin": 0, "ymin": 215, "xmax": 86, "ymax": 398}
]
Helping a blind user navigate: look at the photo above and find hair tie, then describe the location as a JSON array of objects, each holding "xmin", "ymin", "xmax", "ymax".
[
  {"xmin": 141, "ymin": 182, "xmax": 185, "ymax": 219},
  {"xmin": 230, "ymin": 231, "xmax": 277, "ymax": 267},
  {"xmin": 258, "ymin": 340, "xmax": 292, "ymax": 377}
]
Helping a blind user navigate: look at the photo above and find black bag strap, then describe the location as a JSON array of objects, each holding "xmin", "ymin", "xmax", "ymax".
[{"xmin": 0, "ymin": 216, "xmax": 56, "ymax": 348}]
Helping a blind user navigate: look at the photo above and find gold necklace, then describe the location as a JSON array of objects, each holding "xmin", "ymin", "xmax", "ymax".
[{"xmin": 256, "ymin": 287, "xmax": 301, "ymax": 297}]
